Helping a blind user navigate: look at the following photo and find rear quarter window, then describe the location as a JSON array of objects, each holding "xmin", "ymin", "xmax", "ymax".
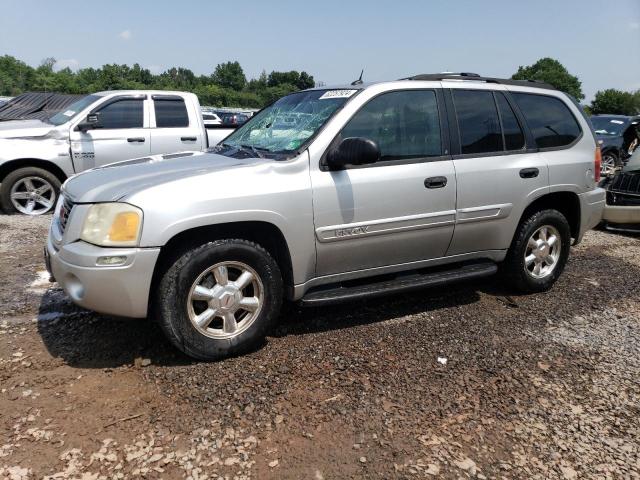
[{"xmin": 512, "ymin": 92, "xmax": 581, "ymax": 149}]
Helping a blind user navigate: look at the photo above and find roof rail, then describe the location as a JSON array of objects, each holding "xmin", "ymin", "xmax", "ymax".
[{"xmin": 401, "ymin": 73, "xmax": 557, "ymax": 91}]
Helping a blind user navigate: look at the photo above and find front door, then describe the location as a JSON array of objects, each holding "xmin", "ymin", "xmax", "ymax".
[
  {"xmin": 69, "ymin": 95, "xmax": 150, "ymax": 172},
  {"xmin": 310, "ymin": 89, "xmax": 457, "ymax": 277}
]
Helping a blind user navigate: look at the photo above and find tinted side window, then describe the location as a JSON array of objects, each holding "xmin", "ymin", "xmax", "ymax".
[
  {"xmin": 453, "ymin": 90, "xmax": 502, "ymax": 154},
  {"xmin": 512, "ymin": 93, "xmax": 581, "ymax": 148},
  {"xmin": 97, "ymin": 99, "xmax": 143, "ymax": 129},
  {"xmin": 155, "ymin": 99, "xmax": 189, "ymax": 128},
  {"xmin": 340, "ymin": 90, "xmax": 441, "ymax": 160},
  {"xmin": 495, "ymin": 92, "xmax": 525, "ymax": 150}
]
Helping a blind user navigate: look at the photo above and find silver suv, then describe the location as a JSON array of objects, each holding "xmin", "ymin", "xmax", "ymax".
[{"xmin": 46, "ymin": 73, "xmax": 605, "ymax": 360}]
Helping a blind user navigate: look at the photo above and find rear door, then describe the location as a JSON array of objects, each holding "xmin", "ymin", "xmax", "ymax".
[
  {"xmin": 310, "ymin": 88, "xmax": 457, "ymax": 276},
  {"xmin": 445, "ymin": 87, "xmax": 549, "ymax": 255},
  {"xmin": 69, "ymin": 95, "xmax": 150, "ymax": 171},
  {"xmin": 149, "ymin": 94, "xmax": 203, "ymax": 154}
]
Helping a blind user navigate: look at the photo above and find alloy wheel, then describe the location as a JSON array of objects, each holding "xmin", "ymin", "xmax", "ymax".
[
  {"xmin": 187, "ymin": 261, "xmax": 264, "ymax": 339},
  {"xmin": 524, "ymin": 225, "xmax": 562, "ymax": 279},
  {"xmin": 10, "ymin": 176, "xmax": 56, "ymax": 215}
]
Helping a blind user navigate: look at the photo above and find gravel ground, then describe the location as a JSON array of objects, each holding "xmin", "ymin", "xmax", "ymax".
[{"xmin": 1, "ymin": 214, "xmax": 639, "ymax": 479}]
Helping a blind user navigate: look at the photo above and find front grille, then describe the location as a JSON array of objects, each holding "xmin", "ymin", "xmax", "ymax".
[
  {"xmin": 58, "ymin": 196, "xmax": 74, "ymax": 233},
  {"xmin": 607, "ymin": 172, "xmax": 640, "ymax": 206},
  {"xmin": 607, "ymin": 191, "xmax": 640, "ymax": 207},
  {"xmin": 609, "ymin": 172, "xmax": 640, "ymax": 195}
]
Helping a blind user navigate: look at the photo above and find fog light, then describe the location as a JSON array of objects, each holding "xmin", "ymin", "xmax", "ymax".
[{"xmin": 96, "ymin": 255, "xmax": 127, "ymax": 266}]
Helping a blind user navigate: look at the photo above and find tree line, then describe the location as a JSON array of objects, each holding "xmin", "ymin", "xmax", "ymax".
[
  {"xmin": 1, "ymin": 54, "xmax": 639, "ymax": 114},
  {"xmin": 512, "ymin": 57, "xmax": 640, "ymax": 115},
  {"xmin": 0, "ymin": 55, "xmax": 315, "ymax": 108}
]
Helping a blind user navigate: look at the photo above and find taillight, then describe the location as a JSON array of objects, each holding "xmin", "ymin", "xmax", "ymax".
[{"xmin": 594, "ymin": 146, "xmax": 602, "ymax": 183}]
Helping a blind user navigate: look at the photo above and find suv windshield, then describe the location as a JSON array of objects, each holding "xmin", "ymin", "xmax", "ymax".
[
  {"xmin": 591, "ymin": 117, "xmax": 628, "ymax": 136},
  {"xmin": 219, "ymin": 89, "xmax": 358, "ymax": 156},
  {"xmin": 48, "ymin": 94, "xmax": 101, "ymax": 126}
]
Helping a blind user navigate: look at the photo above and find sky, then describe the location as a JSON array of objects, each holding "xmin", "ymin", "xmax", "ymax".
[{"xmin": 0, "ymin": 0, "xmax": 639, "ymax": 101}]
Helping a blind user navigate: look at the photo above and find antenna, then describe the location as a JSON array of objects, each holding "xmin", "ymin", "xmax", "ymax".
[{"xmin": 351, "ymin": 69, "xmax": 364, "ymax": 86}]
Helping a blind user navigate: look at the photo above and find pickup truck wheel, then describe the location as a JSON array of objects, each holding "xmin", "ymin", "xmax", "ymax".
[
  {"xmin": 156, "ymin": 239, "xmax": 283, "ymax": 361},
  {"xmin": 0, "ymin": 167, "xmax": 61, "ymax": 215},
  {"xmin": 503, "ymin": 209, "xmax": 571, "ymax": 293}
]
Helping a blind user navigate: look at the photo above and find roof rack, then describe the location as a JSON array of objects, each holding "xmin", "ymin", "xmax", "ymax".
[{"xmin": 401, "ymin": 73, "xmax": 556, "ymax": 91}]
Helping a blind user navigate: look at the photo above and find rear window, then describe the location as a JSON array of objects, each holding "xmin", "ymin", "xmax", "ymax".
[
  {"xmin": 155, "ymin": 99, "xmax": 189, "ymax": 128},
  {"xmin": 452, "ymin": 90, "xmax": 502, "ymax": 155},
  {"xmin": 512, "ymin": 93, "xmax": 581, "ymax": 148},
  {"xmin": 495, "ymin": 92, "xmax": 525, "ymax": 151}
]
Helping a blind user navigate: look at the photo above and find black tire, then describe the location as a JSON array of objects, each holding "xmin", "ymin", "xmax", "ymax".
[
  {"xmin": 155, "ymin": 239, "xmax": 283, "ymax": 361},
  {"xmin": 502, "ymin": 209, "xmax": 571, "ymax": 293},
  {"xmin": 0, "ymin": 167, "xmax": 61, "ymax": 215}
]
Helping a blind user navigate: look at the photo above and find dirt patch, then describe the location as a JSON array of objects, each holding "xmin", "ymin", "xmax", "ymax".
[{"xmin": 1, "ymin": 217, "xmax": 639, "ymax": 479}]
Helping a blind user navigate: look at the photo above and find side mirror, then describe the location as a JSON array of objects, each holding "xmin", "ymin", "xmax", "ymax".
[
  {"xmin": 326, "ymin": 137, "xmax": 381, "ymax": 170},
  {"xmin": 76, "ymin": 113, "xmax": 100, "ymax": 132}
]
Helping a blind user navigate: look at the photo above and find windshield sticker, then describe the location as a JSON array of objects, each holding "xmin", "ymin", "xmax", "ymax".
[
  {"xmin": 62, "ymin": 110, "xmax": 76, "ymax": 117},
  {"xmin": 319, "ymin": 90, "xmax": 358, "ymax": 100},
  {"xmin": 610, "ymin": 120, "xmax": 624, "ymax": 124}
]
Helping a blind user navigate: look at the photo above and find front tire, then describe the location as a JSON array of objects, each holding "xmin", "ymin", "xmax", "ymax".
[
  {"xmin": 0, "ymin": 167, "xmax": 61, "ymax": 215},
  {"xmin": 156, "ymin": 239, "xmax": 283, "ymax": 361},
  {"xmin": 503, "ymin": 209, "xmax": 571, "ymax": 293}
]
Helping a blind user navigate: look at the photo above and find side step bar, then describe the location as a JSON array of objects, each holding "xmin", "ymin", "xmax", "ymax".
[{"xmin": 300, "ymin": 261, "xmax": 498, "ymax": 307}]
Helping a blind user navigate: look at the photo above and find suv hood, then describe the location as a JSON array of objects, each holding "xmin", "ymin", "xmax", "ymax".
[
  {"xmin": 63, "ymin": 151, "xmax": 267, "ymax": 203},
  {"xmin": 0, "ymin": 119, "xmax": 58, "ymax": 139}
]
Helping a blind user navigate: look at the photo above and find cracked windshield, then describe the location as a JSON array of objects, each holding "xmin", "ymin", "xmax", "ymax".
[{"xmin": 219, "ymin": 89, "xmax": 357, "ymax": 156}]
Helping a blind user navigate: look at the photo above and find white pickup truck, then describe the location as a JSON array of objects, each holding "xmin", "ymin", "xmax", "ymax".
[{"xmin": 0, "ymin": 90, "xmax": 235, "ymax": 215}]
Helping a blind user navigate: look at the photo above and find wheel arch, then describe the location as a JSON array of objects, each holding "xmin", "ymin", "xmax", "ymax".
[
  {"xmin": 519, "ymin": 191, "xmax": 581, "ymax": 241},
  {"xmin": 600, "ymin": 146, "xmax": 619, "ymax": 157},
  {"xmin": 0, "ymin": 159, "xmax": 68, "ymax": 185},
  {"xmin": 149, "ymin": 221, "xmax": 295, "ymax": 309}
]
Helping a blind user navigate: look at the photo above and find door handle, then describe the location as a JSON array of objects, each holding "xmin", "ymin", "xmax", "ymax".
[
  {"xmin": 127, "ymin": 137, "xmax": 145, "ymax": 143},
  {"xmin": 181, "ymin": 136, "xmax": 197, "ymax": 142},
  {"xmin": 424, "ymin": 176, "xmax": 448, "ymax": 189},
  {"xmin": 519, "ymin": 167, "xmax": 539, "ymax": 179}
]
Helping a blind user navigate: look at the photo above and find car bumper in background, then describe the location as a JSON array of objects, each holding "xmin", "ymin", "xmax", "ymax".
[
  {"xmin": 46, "ymin": 236, "xmax": 160, "ymax": 318},
  {"xmin": 602, "ymin": 205, "xmax": 640, "ymax": 225}
]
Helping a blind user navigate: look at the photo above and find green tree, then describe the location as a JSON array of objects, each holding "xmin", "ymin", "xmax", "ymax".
[
  {"xmin": 0, "ymin": 54, "xmax": 316, "ymax": 108},
  {"xmin": 590, "ymin": 89, "xmax": 640, "ymax": 115},
  {"xmin": 211, "ymin": 61, "xmax": 246, "ymax": 91},
  {"xmin": 0, "ymin": 55, "xmax": 35, "ymax": 95},
  {"xmin": 512, "ymin": 57, "xmax": 584, "ymax": 100},
  {"xmin": 267, "ymin": 70, "xmax": 315, "ymax": 90}
]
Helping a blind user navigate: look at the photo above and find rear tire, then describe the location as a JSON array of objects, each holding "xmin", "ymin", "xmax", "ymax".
[
  {"xmin": 155, "ymin": 239, "xmax": 283, "ymax": 361},
  {"xmin": 502, "ymin": 209, "xmax": 571, "ymax": 293},
  {"xmin": 601, "ymin": 151, "xmax": 621, "ymax": 177},
  {"xmin": 0, "ymin": 167, "xmax": 61, "ymax": 215}
]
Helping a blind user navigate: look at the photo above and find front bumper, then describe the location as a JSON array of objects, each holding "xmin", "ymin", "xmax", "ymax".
[
  {"xmin": 46, "ymin": 235, "xmax": 160, "ymax": 318},
  {"xmin": 576, "ymin": 187, "xmax": 606, "ymax": 242},
  {"xmin": 602, "ymin": 205, "xmax": 640, "ymax": 225}
]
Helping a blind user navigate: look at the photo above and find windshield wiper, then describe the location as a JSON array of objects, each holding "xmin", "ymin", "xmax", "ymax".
[{"xmin": 240, "ymin": 144, "xmax": 265, "ymax": 158}]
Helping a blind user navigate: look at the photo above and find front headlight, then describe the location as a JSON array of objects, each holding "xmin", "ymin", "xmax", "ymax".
[{"xmin": 80, "ymin": 203, "xmax": 143, "ymax": 247}]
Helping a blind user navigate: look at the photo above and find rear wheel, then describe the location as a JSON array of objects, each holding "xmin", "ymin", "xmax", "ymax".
[
  {"xmin": 502, "ymin": 209, "xmax": 571, "ymax": 293},
  {"xmin": 0, "ymin": 167, "xmax": 61, "ymax": 215},
  {"xmin": 601, "ymin": 151, "xmax": 621, "ymax": 177},
  {"xmin": 156, "ymin": 239, "xmax": 283, "ymax": 361}
]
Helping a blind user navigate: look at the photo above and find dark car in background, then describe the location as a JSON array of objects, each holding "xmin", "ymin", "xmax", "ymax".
[
  {"xmin": 591, "ymin": 115, "xmax": 640, "ymax": 175},
  {"xmin": 602, "ymin": 148, "xmax": 640, "ymax": 230},
  {"xmin": 219, "ymin": 112, "xmax": 250, "ymax": 127}
]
